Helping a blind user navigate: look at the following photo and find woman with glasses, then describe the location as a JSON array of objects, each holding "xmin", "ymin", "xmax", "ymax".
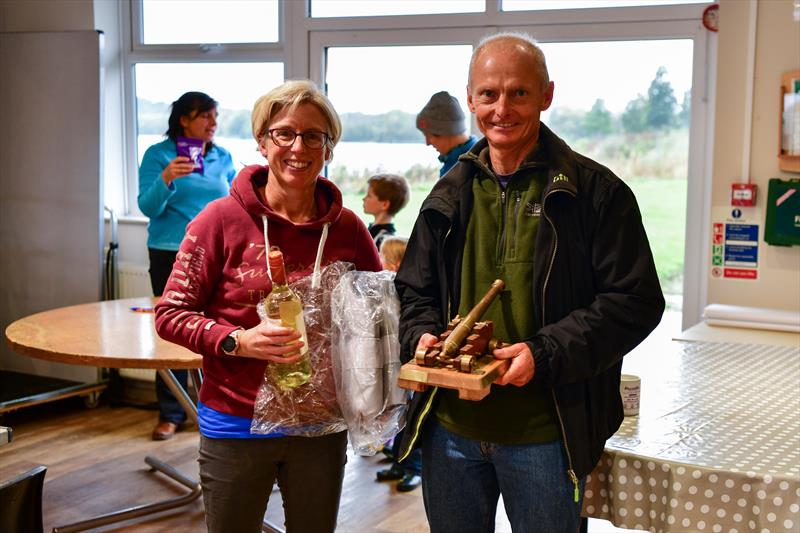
[
  {"xmin": 137, "ymin": 91, "xmax": 236, "ymax": 441},
  {"xmin": 155, "ymin": 80, "xmax": 381, "ymax": 533}
]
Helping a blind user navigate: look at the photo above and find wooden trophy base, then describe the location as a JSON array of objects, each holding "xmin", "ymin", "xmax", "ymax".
[{"xmin": 397, "ymin": 357, "xmax": 510, "ymax": 401}]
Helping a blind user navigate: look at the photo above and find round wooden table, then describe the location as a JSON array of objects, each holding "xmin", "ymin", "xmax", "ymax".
[
  {"xmin": 5, "ymin": 296, "xmax": 198, "ymax": 370},
  {"xmin": 5, "ymin": 297, "xmax": 203, "ymax": 533}
]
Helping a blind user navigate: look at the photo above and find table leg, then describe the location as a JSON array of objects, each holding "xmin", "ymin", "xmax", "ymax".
[
  {"xmin": 51, "ymin": 369, "xmax": 285, "ymax": 533},
  {"xmin": 159, "ymin": 368, "xmax": 198, "ymax": 424},
  {"xmin": 52, "ymin": 458, "xmax": 202, "ymax": 533},
  {"xmin": 50, "ymin": 369, "xmax": 203, "ymax": 533}
]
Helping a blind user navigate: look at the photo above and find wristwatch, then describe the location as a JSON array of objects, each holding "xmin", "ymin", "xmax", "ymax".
[{"xmin": 221, "ymin": 329, "xmax": 241, "ymax": 355}]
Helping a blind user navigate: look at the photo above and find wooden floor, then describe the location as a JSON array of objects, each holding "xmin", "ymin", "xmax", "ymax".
[
  {"xmin": 0, "ymin": 398, "xmax": 429, "ymax": 532},
  {"xmin": 0, "ymin": 397, "xmax": 632, "ymax": 533}
]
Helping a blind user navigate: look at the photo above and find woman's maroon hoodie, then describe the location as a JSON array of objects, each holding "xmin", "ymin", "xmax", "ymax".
[{"xmin": 155, "ymin": 164, "xmax": 381, "ymax": 418}]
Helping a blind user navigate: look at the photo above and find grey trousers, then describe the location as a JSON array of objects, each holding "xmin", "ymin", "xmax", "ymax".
[{"xmin": 198, "ymin": 432, "xmax": 348, "ymax": 533}]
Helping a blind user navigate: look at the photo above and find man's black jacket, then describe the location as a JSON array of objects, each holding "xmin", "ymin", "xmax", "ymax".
[{"xmin": 394, "ymin": 124, "xmax": 665, "ymax": 479}]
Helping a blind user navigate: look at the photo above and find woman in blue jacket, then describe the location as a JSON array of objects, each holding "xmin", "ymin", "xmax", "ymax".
[{"xmin": 138, "ymin": 91, "xmax": 236, "ymax": 440}]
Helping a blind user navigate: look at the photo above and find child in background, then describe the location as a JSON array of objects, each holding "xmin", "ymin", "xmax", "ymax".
[
  {"xmin": 375, "ymin": 235, "xmax": 422, "ymax": 492},
  {"xmin": 378, "ymin": 236, "xmax": 408, "ymax": 273},
  {"xmin": 362, "ymin": 173, "xmax": 410, "ymax": 250}
]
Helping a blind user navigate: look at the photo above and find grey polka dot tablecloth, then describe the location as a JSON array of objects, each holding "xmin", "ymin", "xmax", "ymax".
[{"xmin": 583, "ymin": 340, "xmax": 800, "ymax": 533}]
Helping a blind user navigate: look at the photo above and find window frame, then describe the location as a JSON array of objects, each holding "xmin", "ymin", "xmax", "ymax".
[
  {"xmin": 118, "ymin": 0, "xmax": 715, "ymax": 328},
  {"xmin": 305, "ymin": 2, "xmax": 714, "ymax": 330},
  {"xmin": 120, "ymin": 0, "xmax": 291, "ymax": 220}
]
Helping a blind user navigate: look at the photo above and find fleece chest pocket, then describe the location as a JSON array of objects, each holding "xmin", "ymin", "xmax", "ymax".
[{"xmin": 505, "ymin": 189, "xmax": 542, "ymax": 263}]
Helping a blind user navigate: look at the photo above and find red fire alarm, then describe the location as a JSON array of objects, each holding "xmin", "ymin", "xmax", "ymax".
[{"xmin": 731, "ymin": 183, "xmax": 757, "ymax": 206}]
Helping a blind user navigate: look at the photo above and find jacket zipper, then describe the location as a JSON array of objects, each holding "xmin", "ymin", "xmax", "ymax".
[
  {"xmin": 399, "ymin": 224, "xmax": 453, "ymax": 462},
  {"xmin": 542, "ymin": 187, "xmax": 581, "ymax": 504},
  {"xmin": 496, "ymin": 189, "xmax": 507, "ymax": 265},
  {"xmin": 398, "ymin": 386, "xmax": 438, "ymax": 462},
  {"xmin": 509, "ymin": 191, "xmax": 521, "ymax": 258}
]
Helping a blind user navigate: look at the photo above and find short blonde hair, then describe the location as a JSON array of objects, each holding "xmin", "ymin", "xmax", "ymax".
[
  {"xmin": 251, "ymin": 80, "xmax": 342, "ymax": 148},
  {"xmin": 379, "ymin": 236, "xmax": 408, "ymax": 272}
]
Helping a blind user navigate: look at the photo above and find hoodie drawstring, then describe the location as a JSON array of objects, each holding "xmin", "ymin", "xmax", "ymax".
[
  {"xmin": 262, "ymin": 215, "xmax": 272, "ymax": 280},
  {"xmin": 261, "ymin": 214, "xmax": 329, "ymax": 289},
  {"xmin": 312, "ymin": 223, "xmax": 329, "ymax": 289}
]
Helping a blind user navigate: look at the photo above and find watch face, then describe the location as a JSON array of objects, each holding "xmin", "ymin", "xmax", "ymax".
[{"xmin": 222, "ymin": 335, "xmax": 236, "ymax": 353}]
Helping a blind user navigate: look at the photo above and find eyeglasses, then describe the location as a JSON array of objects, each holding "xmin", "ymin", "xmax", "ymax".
[{"xmin": 267, "ymin": 129, "xmax": 329, "ymax": 150}]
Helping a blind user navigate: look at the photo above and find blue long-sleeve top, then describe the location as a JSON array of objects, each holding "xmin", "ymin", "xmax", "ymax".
[
  {"xmin": 439, "ymin": 135, "xmax": 478, "ymax": 177},
  {"xmin": 138, "ymin": 138, "xmax": 237, "ymax": 251}
]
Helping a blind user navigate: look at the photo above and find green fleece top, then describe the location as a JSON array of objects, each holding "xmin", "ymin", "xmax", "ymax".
[{"xmin": 435, "ymin": 146, "xmax": 559, "ymax": 444}]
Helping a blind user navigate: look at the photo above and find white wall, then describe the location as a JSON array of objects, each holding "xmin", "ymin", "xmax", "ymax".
[
  {"xmin": 0, "ymin": 0, "xmax": 148, "ymax": 266},
  {"xmin": 709, "ymin": 0, "xmax": 800, "ymax": 311}
]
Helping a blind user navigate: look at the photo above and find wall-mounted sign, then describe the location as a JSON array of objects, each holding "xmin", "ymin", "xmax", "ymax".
[{"xmin": 710, "ymin": 207, "xmax": 760, "ymax": 280}]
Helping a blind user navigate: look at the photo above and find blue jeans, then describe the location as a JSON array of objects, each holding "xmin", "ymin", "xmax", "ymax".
[
  {"xmin": 155, "ymin": 369, "xmax": 188, "ymax": 424},
  {"xmin": 421, "ymin": 419, "xmax": 584, "ymax": 533}
]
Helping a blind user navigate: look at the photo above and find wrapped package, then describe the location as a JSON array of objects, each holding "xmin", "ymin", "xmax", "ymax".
[
  {"xmin": 331, "ymin": 270, "xmax": 407, "ymax": 455},
  {"xmin": 250, "ymin": 261, "xmax": 354, "ymax": 437}
]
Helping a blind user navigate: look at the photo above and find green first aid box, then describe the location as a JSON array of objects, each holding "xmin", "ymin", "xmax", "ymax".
[{"xmin": 764, "ymin": 178, "xmax": 800, "ymax": 246}]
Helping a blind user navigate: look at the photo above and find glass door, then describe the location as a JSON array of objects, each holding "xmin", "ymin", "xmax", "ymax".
[
  {"xmin": 536, "ymin": 38, "xmax": 694, "ymax": 339},
  {"xmin": 310, "ymin": 19, "xmax": 714, "ymax": 331}
]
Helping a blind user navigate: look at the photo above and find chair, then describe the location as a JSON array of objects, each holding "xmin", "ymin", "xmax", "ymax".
[{"xmin": 0, "ymin": 464, "xmax": 47, "ymax": 533}]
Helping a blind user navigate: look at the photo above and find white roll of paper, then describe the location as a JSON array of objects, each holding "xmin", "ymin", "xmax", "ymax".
[{"xmin": 702, "ymin": 304, "xmax": 800, "ymax": 333}]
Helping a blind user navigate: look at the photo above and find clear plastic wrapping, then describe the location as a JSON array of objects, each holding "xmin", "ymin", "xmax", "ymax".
[
  {"xmin": 251, "ymin": 261, "xmax": 354, "ymax": 437},
  {"xmin": 330, "ymin": 270, "xmax": 407, "ymax": 455}
]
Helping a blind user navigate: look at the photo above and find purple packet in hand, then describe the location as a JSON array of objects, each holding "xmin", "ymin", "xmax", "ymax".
[{"xmin": 176, "ymin": 137, "xmax": 205, "ymax": 174}]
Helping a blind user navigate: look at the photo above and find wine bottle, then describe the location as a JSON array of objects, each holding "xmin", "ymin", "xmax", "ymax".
[{"xmin": 264, "ymin": 246, "xmax": 312, "ymax": 390}]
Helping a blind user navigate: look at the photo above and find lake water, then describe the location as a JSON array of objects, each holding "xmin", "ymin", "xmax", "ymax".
[{"xmin": 138, "ymin": 134, "xmax": 440, "ymax": 175}]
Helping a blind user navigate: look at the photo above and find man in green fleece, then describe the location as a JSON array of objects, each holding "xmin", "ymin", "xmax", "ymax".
[{"xmin": 394, "ymin": 32, "xmax": 664, "ymax": 533}]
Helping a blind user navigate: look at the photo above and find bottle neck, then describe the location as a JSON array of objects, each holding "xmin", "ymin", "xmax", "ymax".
[
  {"xmin": 271, "ymin": 280, "xmax": 289, "ymax": 291},
  {"xmin": 268, "ymin": 247, "xmax": 287, "ymax": 287},
  {"xmin": 270, "ymin": 268, "xmax": 287, "ymax": 287}
]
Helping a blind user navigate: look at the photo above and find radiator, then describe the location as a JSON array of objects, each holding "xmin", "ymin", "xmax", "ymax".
[
  {"xmin": 119, "ymin": 262, "xmax": 153, "ymax": 298},
  {"xmin": 118, "ymin": 263, "xmax": 156, "ymax": 382}
]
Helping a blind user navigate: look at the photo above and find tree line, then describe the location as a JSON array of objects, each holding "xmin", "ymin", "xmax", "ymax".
[
  {"xmin": 550, "ymin": 67, "xmax": 689, "ymax": 140},
  {"xmin": 137, "ymin": 100, "xmax": 421, "ymax": 142},
  {"xmin": 138, "ymin": 67, "xmax": 687, "ymax": 142}
]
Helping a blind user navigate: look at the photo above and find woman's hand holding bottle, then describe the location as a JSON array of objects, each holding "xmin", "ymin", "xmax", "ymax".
[{"xmin": 235, "ymin": 321, "xmax": 305, "ymax": 364}]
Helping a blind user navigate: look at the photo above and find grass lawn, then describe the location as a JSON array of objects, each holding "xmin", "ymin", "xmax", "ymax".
[{"xmin": 341, "ymin": 177, "xmax": 685, "ymax": 293}]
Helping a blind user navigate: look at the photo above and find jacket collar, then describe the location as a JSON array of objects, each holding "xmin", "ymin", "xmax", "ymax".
[
  {"xmin": 422, "ymin": 122, "xmax": 579, "ymax": 220},
  {"xmin": 461, "ymin": 124, "xmax": 578, "ymax": 196}
]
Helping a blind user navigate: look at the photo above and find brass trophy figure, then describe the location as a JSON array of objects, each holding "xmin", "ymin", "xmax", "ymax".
[{"xmin": 399, "ymin": 279, "xmax": 509, "ymax": 400}]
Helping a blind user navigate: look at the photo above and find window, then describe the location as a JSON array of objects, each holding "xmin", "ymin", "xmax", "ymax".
[
  {"xmin": 311, "ymin": 0, "xmax": 484, "ymax": 18},
  {"xmin": 117, "ymin": 0, "xmax": 713, "ymax": 328},
  {"xmin": 324, "ymin": 44, "xmax": 473, "ymax": 234},
  {"xmin": 134, "ymin": 63, "xmax": 283, "ymax": 169},
  {"xmin": 141, "ymin": 0, "xmax": 279, "ymax": 44},
  {"xmin": 503, "ymin": 0, "xmax": 708, "ymax": 11},
  {"xmin": 117, "ymin": 0, "xmax": 287, "ymax": 218},
  {"xmin": 538, "ymin": 39, "xmax": 694, "ymax": 335}
]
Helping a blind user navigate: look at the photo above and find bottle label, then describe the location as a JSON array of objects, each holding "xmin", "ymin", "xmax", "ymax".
[{"xmin": 278, "ymin": 300, "xmax": 309, "ymax": 356}]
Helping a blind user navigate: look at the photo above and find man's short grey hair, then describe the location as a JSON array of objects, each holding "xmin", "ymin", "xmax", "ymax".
[{"xmin": 468, "ymin": 32, "xmax": 550, "ymax": 90}]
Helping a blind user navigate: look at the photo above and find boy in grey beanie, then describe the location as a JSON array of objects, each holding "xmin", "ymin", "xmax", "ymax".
[{"xmin": 416, "ymin": 91, "xmax": 477, "ymax": 177}]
